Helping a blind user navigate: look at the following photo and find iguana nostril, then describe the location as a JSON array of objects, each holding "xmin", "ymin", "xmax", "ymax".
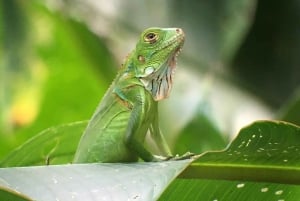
[{"xmin": 176, "ymin": 28, "xmax": 182, "ymax": 33}]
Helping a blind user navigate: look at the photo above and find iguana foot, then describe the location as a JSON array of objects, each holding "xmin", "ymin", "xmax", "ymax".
[
  {"xmin": 169, "ymin": 152, "xmax": 197, "ymax": 161},
  {"xmin": 152, "ymin": 152, "xmax": 196, "ymax": 162},
  {"xmin": 152, "ymin": 155, "xmax": 173, "ymax": 162}
]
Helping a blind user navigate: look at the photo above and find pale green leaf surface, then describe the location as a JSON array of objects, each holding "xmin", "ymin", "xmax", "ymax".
[{"xmin": 0, "ymin": 160, "xmax": 193, "ymax": 201}]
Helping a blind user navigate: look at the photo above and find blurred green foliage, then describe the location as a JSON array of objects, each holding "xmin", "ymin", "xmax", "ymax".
[
  {"xmin": 1, "ymin": 0, "xmax": 299, "ymax": 159},
  {"xmin": 1, "ymin": 0, "xmax": 300, "ymax": 200},
  {"xmin": 0, "ymin": 1, "xmax": 116, "ymax": 157},
  {"xmin": 232, "ymin": 0, "xmax": 300, "ymax": 107}
]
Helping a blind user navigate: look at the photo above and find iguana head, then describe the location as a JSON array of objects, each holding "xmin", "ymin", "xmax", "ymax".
[{"xmin": 132, "ymin": 27, "xmax": 185, "ymax": 101}]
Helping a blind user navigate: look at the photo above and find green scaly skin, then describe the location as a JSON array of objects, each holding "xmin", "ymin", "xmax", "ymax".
[{"xmin": 73, "ymin": 27, "xmax": 193, "ymax": 163}]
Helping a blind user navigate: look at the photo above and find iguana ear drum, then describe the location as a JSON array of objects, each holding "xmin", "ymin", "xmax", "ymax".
[
  {"xmin": 144, "ymin": 67, "xmax": 154, "ymax": 75},
  {"xmin": 138, "ymin": 55, "xmax": 145, "ymax": 63}
]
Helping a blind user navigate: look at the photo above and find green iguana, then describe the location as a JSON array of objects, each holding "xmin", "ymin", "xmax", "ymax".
[{"xmin": 73, "ymin": 27, "xmax": 193, "ymax": 163}]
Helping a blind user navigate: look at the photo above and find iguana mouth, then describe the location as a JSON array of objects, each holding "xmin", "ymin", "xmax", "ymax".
[{"xmin": 169, "ymin": 46, "xmax": 182, "ymax": 70}]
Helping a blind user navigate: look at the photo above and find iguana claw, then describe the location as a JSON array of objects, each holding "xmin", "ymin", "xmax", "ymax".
[
  {"xmin": 151, "ymin": 152, "xmax": 197, "ymax": 162},
  {"xmin": 169, "ymin": 152, "xmax": 197, "ymax": 161},
  {"xmin": 152, "ymin": 155, "xmax": 171, "ymax": 162}
]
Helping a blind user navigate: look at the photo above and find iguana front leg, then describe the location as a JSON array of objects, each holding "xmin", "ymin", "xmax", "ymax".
[
  {"xmin": 150, "ymin": 113, "xmax": 196, "ymax": 161},
  {"xmin": 149, "ymin": 103, "xmax": 172, "ymax": 157},
  {"xmin": 123, "ymin": 89, "xmax": 170, "ymax": 162},
  {"xmin": 124, "ymin": 93, "xmax": 193, "ymax": 162}
]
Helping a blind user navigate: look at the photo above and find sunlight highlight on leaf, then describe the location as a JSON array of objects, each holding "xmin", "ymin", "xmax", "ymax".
[{"xmin": 0, "ymin": 160, "xmax": 193, "ymax": 201}]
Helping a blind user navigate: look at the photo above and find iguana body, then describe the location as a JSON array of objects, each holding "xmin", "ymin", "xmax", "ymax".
[{"xmin": 73, "ymin": 27, "xmax": 187, "ymax": 163}]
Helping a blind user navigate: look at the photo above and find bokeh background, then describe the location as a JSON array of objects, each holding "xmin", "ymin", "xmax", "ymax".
[{"xmin": 1, "ymin": 0, "xmax": 299, "ymax": 159}]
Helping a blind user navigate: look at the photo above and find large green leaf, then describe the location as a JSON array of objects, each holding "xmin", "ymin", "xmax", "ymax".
[
  {"xmin": 161, "ymin": 179, "xmax": 300, "ymax": 201},
  {"xmin": 0, "ymin": 121, "xmax": 87, "ymax": 167},
  {"xmin": 184, "ymin": 121, "xmax": 300, "ymax": 183},
  {"xmin": 0, "ymin": 160, "xmax": 193, "ymax": 201},
  {"xmin": 0, "ymin": 187, "xmax": 32, "ymax": 201},
  {"xmin": 1, "ymin": 118, "xmax": 300, "ymax": 199},
  {"xmin": 160, "ymin": 120, "xmax": 300, "ymax": 200}
]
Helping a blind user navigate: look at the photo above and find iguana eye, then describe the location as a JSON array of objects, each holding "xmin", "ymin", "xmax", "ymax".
[{"xmin": 144, "ymin": 32, "xmax": 158, "ymax": 44}]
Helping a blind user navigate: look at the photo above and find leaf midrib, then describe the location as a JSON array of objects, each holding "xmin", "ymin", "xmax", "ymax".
[{"xmin": 179, "ymin": 162, "xmax": 300, "ymax": 185}]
